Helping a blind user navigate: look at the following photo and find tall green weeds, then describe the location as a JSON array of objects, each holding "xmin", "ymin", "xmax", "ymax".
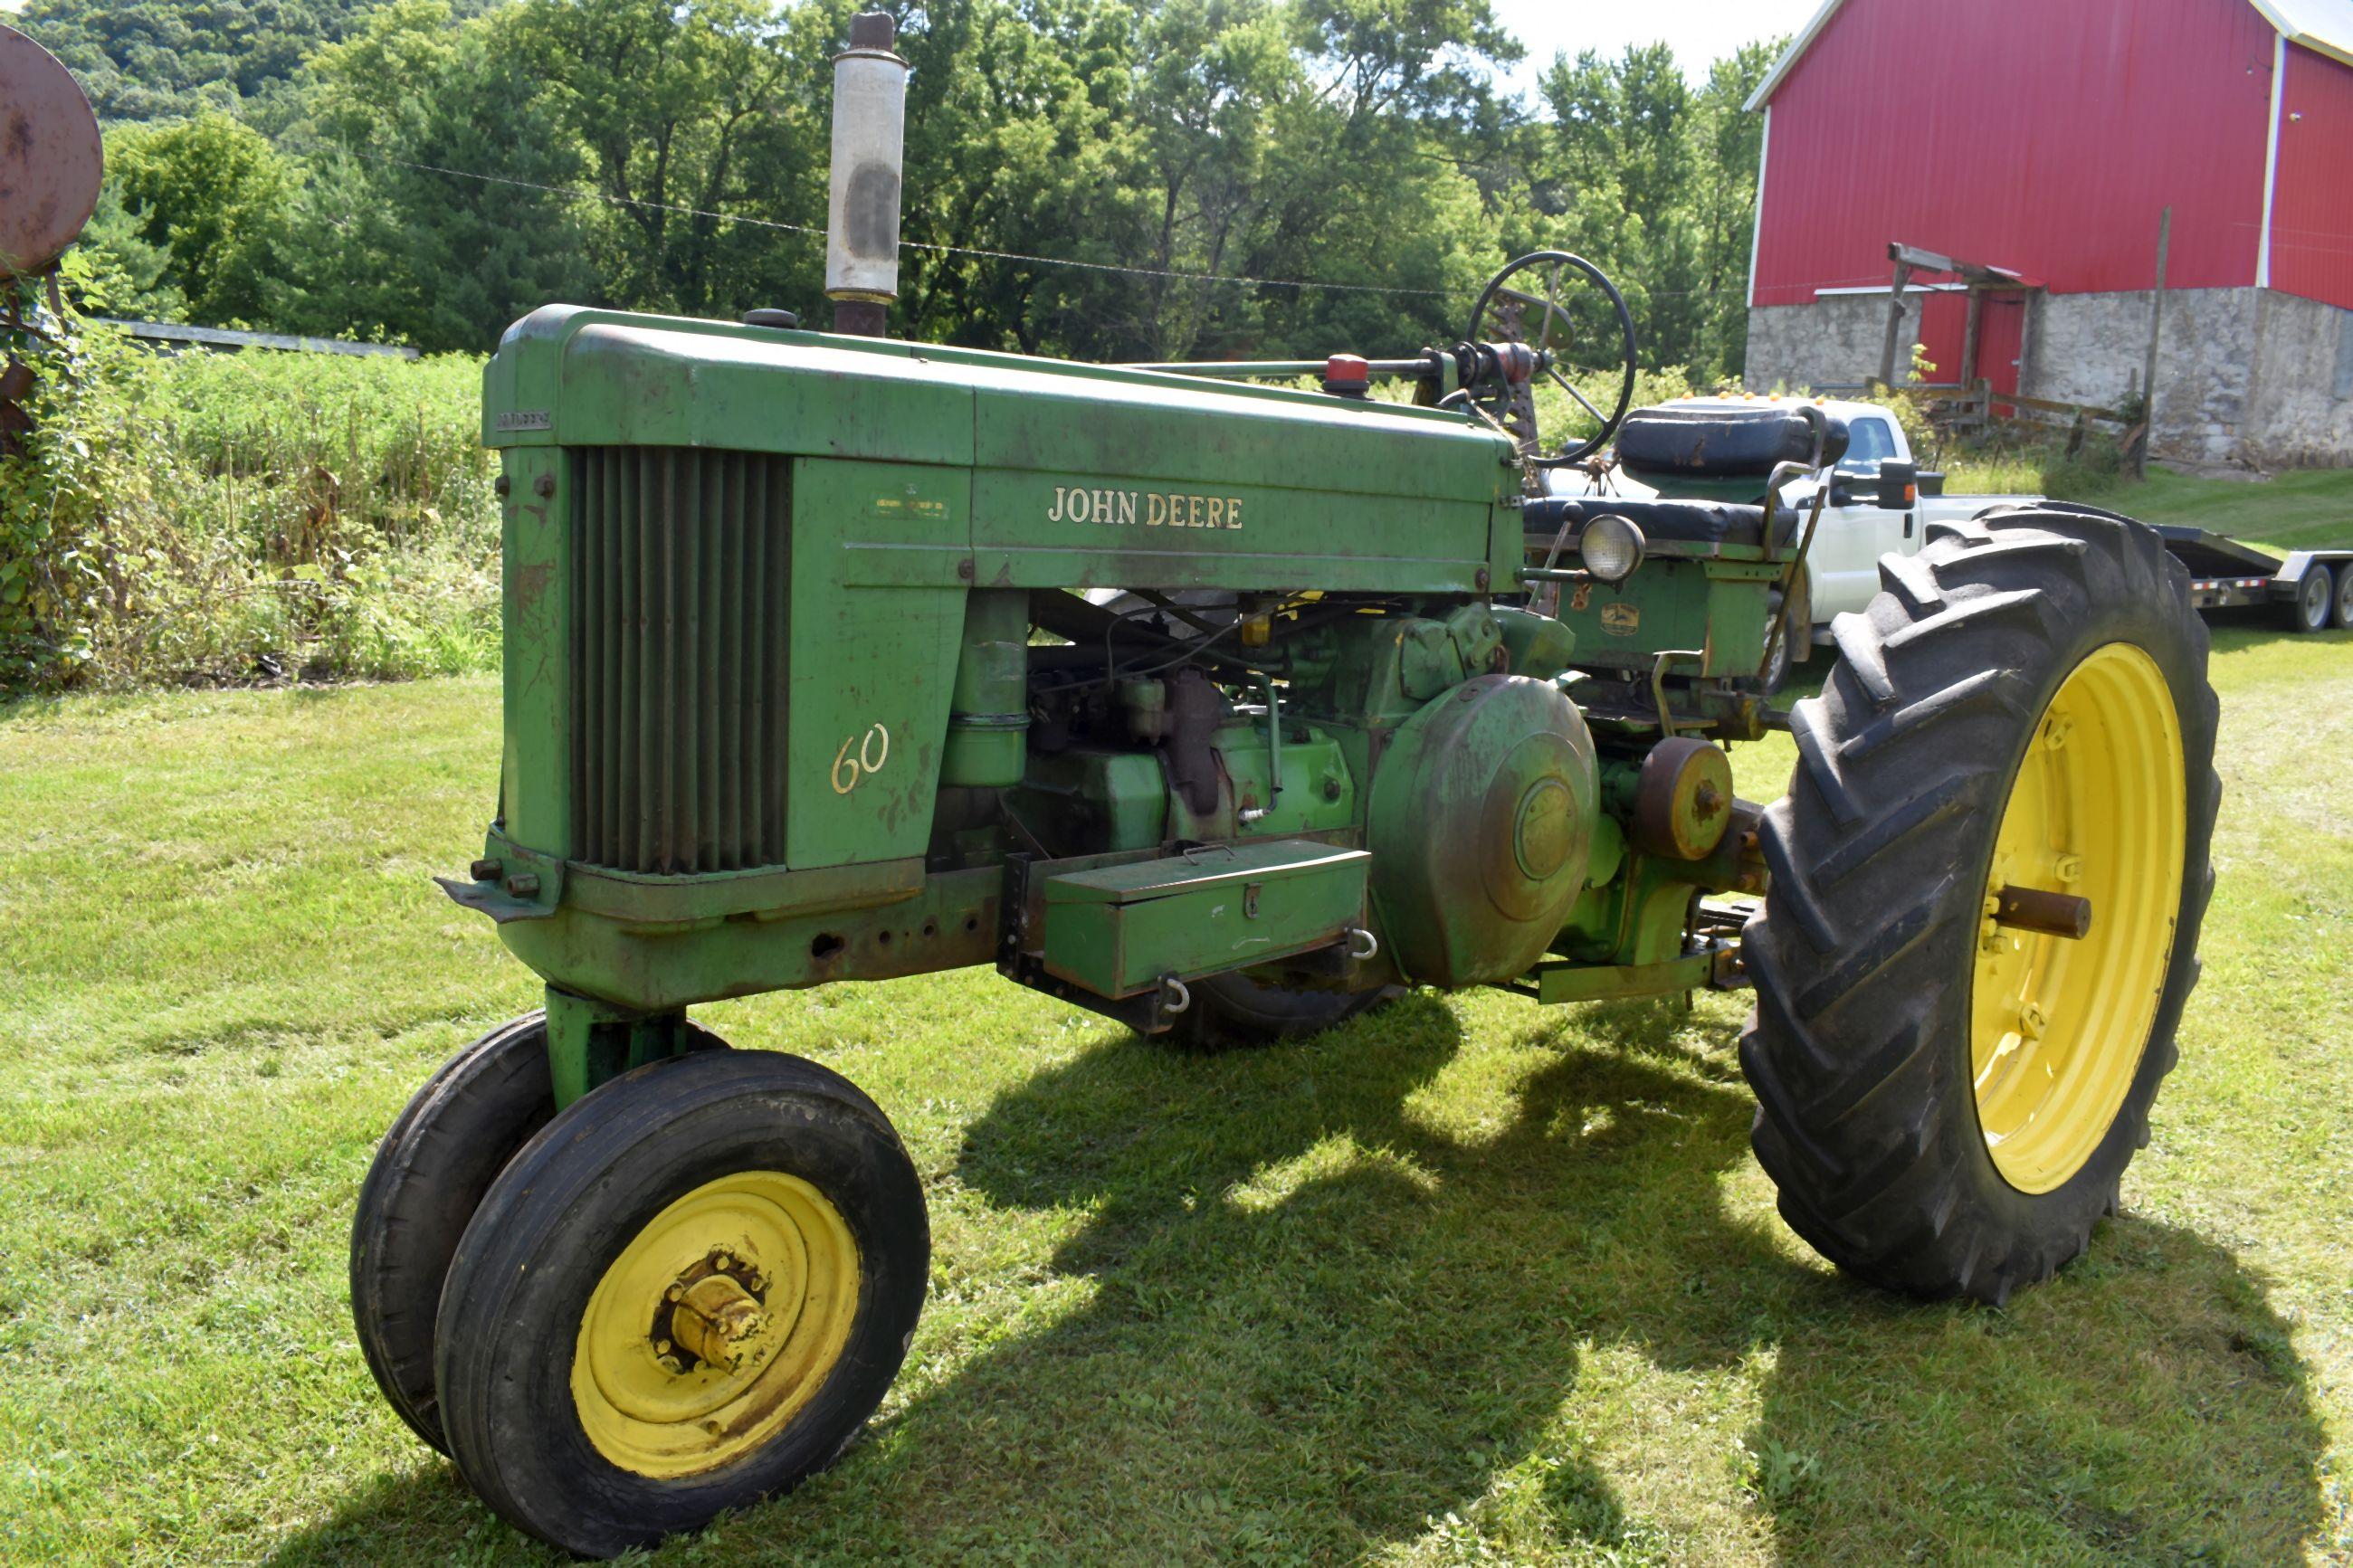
[{"xmin": 2, "ymin": 288, "xmax": 497, "ymax": 691}]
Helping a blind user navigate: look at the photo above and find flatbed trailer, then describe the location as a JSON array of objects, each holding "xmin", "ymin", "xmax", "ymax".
[{"xmin": 2156, "ymin": 525, "xmax": 2353, "ymax": 632}]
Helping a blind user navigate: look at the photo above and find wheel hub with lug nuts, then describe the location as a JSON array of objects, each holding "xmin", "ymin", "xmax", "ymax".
[
  {"xmin": 652, "ymin": 1249, "xmax": 772, "ymax": 1375},
  {"xmin": 570, "ymin": 1170, "xmax": 862, "ymax": 1478}
]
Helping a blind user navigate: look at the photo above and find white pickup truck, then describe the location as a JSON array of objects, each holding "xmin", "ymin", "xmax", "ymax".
[{"xmin": 1548, "ymin": 395, "xmax": 2039, "ymax": 686}]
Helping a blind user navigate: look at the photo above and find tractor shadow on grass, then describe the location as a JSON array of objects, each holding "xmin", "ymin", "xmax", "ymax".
[
  {"xmin": 900, "ymin": 992, "xmax": 1752, "ymax": 1560},
  {"xmin": 893, "ymin": 991, "xmax": 2325, "ymax": 1563},
  {"xmin": 268, "ymin": 991, "xmax": 2329, "ymax": 1565},
  {"xmin": 1743, "ymin": 1206, "xmax": 2331, "ymax": 1564}
]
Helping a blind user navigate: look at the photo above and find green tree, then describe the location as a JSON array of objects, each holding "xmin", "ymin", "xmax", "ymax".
[
  {"xmin": 39, "ymin": 0, "xmax": 1781, "ymax": 378},
  {"xmin": 893, "ymin": 0, "xmax": 1149, "ymax": 355},
  {"xmin": 18, "ymin": 0, "xmax": 495, "ymax": 122},
  {"xmin": 107, "ymin": 111, "xmax": 292, "ymax": 324},
  {"xmin": 500, "ymin": 0, "xmax": 814, "ymax": 319},
  {"xmin": 1525, "ymin": 40, "xmax": 1774, "ymax": 381},
  {"xmin": 278, "ymin": 0, "xmax": 598, "ymax": 348},
  {"xmin": 1685, "ymin": 42, "xmax": 1777, "ymax": 378}
]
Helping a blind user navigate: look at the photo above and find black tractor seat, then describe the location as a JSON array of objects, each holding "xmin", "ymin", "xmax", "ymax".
[
  {"xmin": 1614, "ymin": 404, "xmax": 1843, "ymax": 476},
  {"xmin": 1521, "ymin": 496, "xmax": 1794, "ymax": 553}
]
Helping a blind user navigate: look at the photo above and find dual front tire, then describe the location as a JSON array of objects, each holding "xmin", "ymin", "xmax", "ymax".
[{"xmin": 352, "ymin": 1024, "xmax": 928, "ymax": 1556}]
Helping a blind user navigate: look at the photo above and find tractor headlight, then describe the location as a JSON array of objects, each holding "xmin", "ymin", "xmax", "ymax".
[{"xmin": 1579, "ymin": 514, "xmax": 1646, "ymax": 584}]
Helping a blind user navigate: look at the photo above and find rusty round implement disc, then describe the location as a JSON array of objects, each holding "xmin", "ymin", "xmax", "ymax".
[{"xmin": 0, "ymin": 24, "xmax": 104, "ymax": 279}]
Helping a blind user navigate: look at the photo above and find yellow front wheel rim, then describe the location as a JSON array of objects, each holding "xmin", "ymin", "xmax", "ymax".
[
  {"xmin": 1971, "ymin": 641, "xmax": 2186, "ymax": 1193},
  {"xmin": 571, "ymin": 1171, "xmax": 861, "ymax": 1478}
]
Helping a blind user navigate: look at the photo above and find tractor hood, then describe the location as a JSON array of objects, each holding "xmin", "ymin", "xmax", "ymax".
[{"xmin": 482, "ymin": 304, "xmax": 1515, "ymax": 508}]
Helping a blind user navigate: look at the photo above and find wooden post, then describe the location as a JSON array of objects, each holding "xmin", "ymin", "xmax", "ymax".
[
  {"xmin": 1960, "ymin": 286, "xmax": 1984, "ymax": 388},
  {"xmin": 2016, "ymin": 289, "xmax": 2035, "ymax": 400},
  {"xmin": 2136, "ymin": 205, "xmax": 2170, "ymax": 477},
  {"xmin": 1877, "ymin": 258, "xmax": 1914, "ymax": 386}
]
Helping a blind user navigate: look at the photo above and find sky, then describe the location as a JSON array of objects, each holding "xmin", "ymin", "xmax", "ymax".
[{"xmin": 1483, "ymin": 0, "xmax": 1823, "ymax": 94}]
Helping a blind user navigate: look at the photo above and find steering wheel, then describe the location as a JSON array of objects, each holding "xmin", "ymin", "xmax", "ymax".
[{"xmin": 1465, "ymin": 251, "xmax": 1638, "ymax": 465}]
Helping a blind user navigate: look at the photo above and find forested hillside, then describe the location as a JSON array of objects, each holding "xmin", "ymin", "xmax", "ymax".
[
  {"xmin": 15, "ymin": 0, "xmax": 498, "ymax": 119},
  {"xmin": 17, "ymin": 0, "xmax": 1775, "ymax": 375}
]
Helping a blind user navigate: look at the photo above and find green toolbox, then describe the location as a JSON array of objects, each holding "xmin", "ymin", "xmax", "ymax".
[{"xmin": 1040, "ymin": 840, "xmax": 1371, "ymax": 999}]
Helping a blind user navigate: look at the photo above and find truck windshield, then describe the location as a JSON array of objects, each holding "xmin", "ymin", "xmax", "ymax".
[{"xmin": 1835, "ymin": 416, "xmax": 1899, "ymax": 475}]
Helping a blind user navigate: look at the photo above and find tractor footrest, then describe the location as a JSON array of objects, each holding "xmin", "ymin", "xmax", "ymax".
[{"xmin": 1039, "ymin": 840, "xmax": 1369, "ymax": 1001}]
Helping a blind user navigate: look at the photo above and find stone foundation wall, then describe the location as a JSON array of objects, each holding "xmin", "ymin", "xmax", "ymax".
[
  {"xmin": 1745, "ymin": 287, "xmax": 2353, "ymax": 467},
  {"xmin": 1744, "ymin": 295, "xmax": 1929, "ymax": 395},
  {"xmin": 2028, "ymin": 290, "xmax": 2257, "ymax": 462},
  {"xmin": 2245, "ymin": 291, "xmax": 2353, "ymax": 469}
]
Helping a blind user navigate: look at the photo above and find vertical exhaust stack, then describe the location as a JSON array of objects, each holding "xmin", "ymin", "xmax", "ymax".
[{"xmin": 825, "ymin": 12, "xmax": 910, "ymax": 337}]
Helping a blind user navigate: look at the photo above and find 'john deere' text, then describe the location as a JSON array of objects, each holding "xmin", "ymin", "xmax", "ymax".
[{"xmin": 1048, "ymin": 487, "xmax": 1243, "ymax": 530}]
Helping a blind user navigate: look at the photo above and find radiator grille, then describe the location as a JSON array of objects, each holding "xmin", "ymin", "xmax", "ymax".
[{"xmin": 569, "ymin": 447, "xmax": 792, "ymax": 873}]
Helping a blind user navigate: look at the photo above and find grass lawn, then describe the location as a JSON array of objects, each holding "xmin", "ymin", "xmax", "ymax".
[
  {"xmin": 2129, "ymin": 467, "xmax": 2353, "ymax": 555},
  {"xmin": 3, "ymin": 619, "xmax": 2351, "ymax": 1564}
]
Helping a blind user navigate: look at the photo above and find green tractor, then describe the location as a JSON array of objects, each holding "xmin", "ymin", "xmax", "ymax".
[{"xmin": 352, "ymin": 252, "xmax": 2218, "ymax": 1555}]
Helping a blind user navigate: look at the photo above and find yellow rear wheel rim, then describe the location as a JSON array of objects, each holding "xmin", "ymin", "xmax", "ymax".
[
  {"xmin": 571, "ymin": 1171, "xmax": 861, "ymax": 1478},
  {"xmin": 1971, "ymin": 641, "xmax": 2186, "ymax": 1193}
]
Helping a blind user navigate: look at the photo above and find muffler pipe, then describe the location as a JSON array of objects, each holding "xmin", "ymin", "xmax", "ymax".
[{"xmin": 826, "ymin": 12, "xmax": 910, "ymax": 336}]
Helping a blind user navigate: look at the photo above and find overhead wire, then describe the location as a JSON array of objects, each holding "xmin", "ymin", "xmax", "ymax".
[
  {"xmin": 291, "ymin": 139, "xmax": 1773, "ymax": 299},
  {"xmin": 291, "ymin": 139, "xmax": 1448, "ymax": 297}
]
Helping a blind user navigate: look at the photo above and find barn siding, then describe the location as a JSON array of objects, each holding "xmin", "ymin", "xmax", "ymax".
[
  {"xmin": 2268, "ymin": 43, "xmax": 2353, "ymax": 311},
  {"xmin": 1752, "ymin": 0, "xmax": 2277, "ymax": 306}
]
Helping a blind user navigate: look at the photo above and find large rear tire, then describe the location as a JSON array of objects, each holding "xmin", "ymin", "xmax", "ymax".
[{"xmin": 1739, "ymin": 507, "xmax": 2219, "ymax": 1304}]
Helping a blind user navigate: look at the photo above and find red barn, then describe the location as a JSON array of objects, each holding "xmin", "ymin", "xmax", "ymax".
[{"xmin": 1743, "ymin": 0, "xmax": 2353, "ymax": 465}]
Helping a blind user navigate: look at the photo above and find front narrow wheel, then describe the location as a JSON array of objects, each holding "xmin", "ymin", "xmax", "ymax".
[
  {"xmin": 434, "ymin": 1049, "xmax": 929, "ymax": 1557},
  {"xmin": 350, "ymin": 1013, "xmax": 557, "ymax": 1453},
  {"xmin": 1740, "ymin": 507, "xmax": 2219, "ymax": 1304}
]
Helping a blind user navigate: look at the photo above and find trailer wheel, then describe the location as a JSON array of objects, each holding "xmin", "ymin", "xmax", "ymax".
[
  {"xmin": 2284, "ymin": 563, "xmax": 2333, "ymax": 633},
  {"xmin": 1740, "ymin": 508, "xmax": 2218, "ymax": 1304},
  {"xmin": 2331, "ymin": 565, "xmax": 2353, "ymax": 630},
  {"xmin": 1160, "ymin": 971, "xmax": 1402, "ymax": 1052},
  {"xmin": 434, "ymin": 1048, "xmax": 927, "ymax": 1558}
]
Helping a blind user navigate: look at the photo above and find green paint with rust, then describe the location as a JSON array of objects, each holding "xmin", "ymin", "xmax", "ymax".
[
  {"xmin": 1552, "ymin": 803, "xmax": 1761, "ymax": 974},
  {"xmin": 1548, "ymin": 556, "xmax": 1779, "ymax": 678},
  {"xmin": 542, "ymin": 987, "xmax": 691, "ymax": 1107},
  {"xmin": 1005, "ymin": 750, "xmax": 1169, "ymax": 854},
  {"xmin": 1039, "ymin": 840, "xmax": 1371, "ymax": 1000},
  {"xmin": 464, "ymin": 306, "xmax": 1775, "ymax": 1101}
]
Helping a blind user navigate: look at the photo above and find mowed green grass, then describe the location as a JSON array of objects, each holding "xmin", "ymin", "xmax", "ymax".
[
  {"xmin": 4, "ymin": 626, "xmax": 2352, "ymax": 1564},
  {"xmin": 2123, "ymin": 467, "xmax": 2353, "ymax": 555}
]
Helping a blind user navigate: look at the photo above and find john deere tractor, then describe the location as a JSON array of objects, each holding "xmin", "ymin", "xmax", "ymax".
[{"xmin": 352, "ymin": 252, "xmax": 2219, "ymax": 1555}]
